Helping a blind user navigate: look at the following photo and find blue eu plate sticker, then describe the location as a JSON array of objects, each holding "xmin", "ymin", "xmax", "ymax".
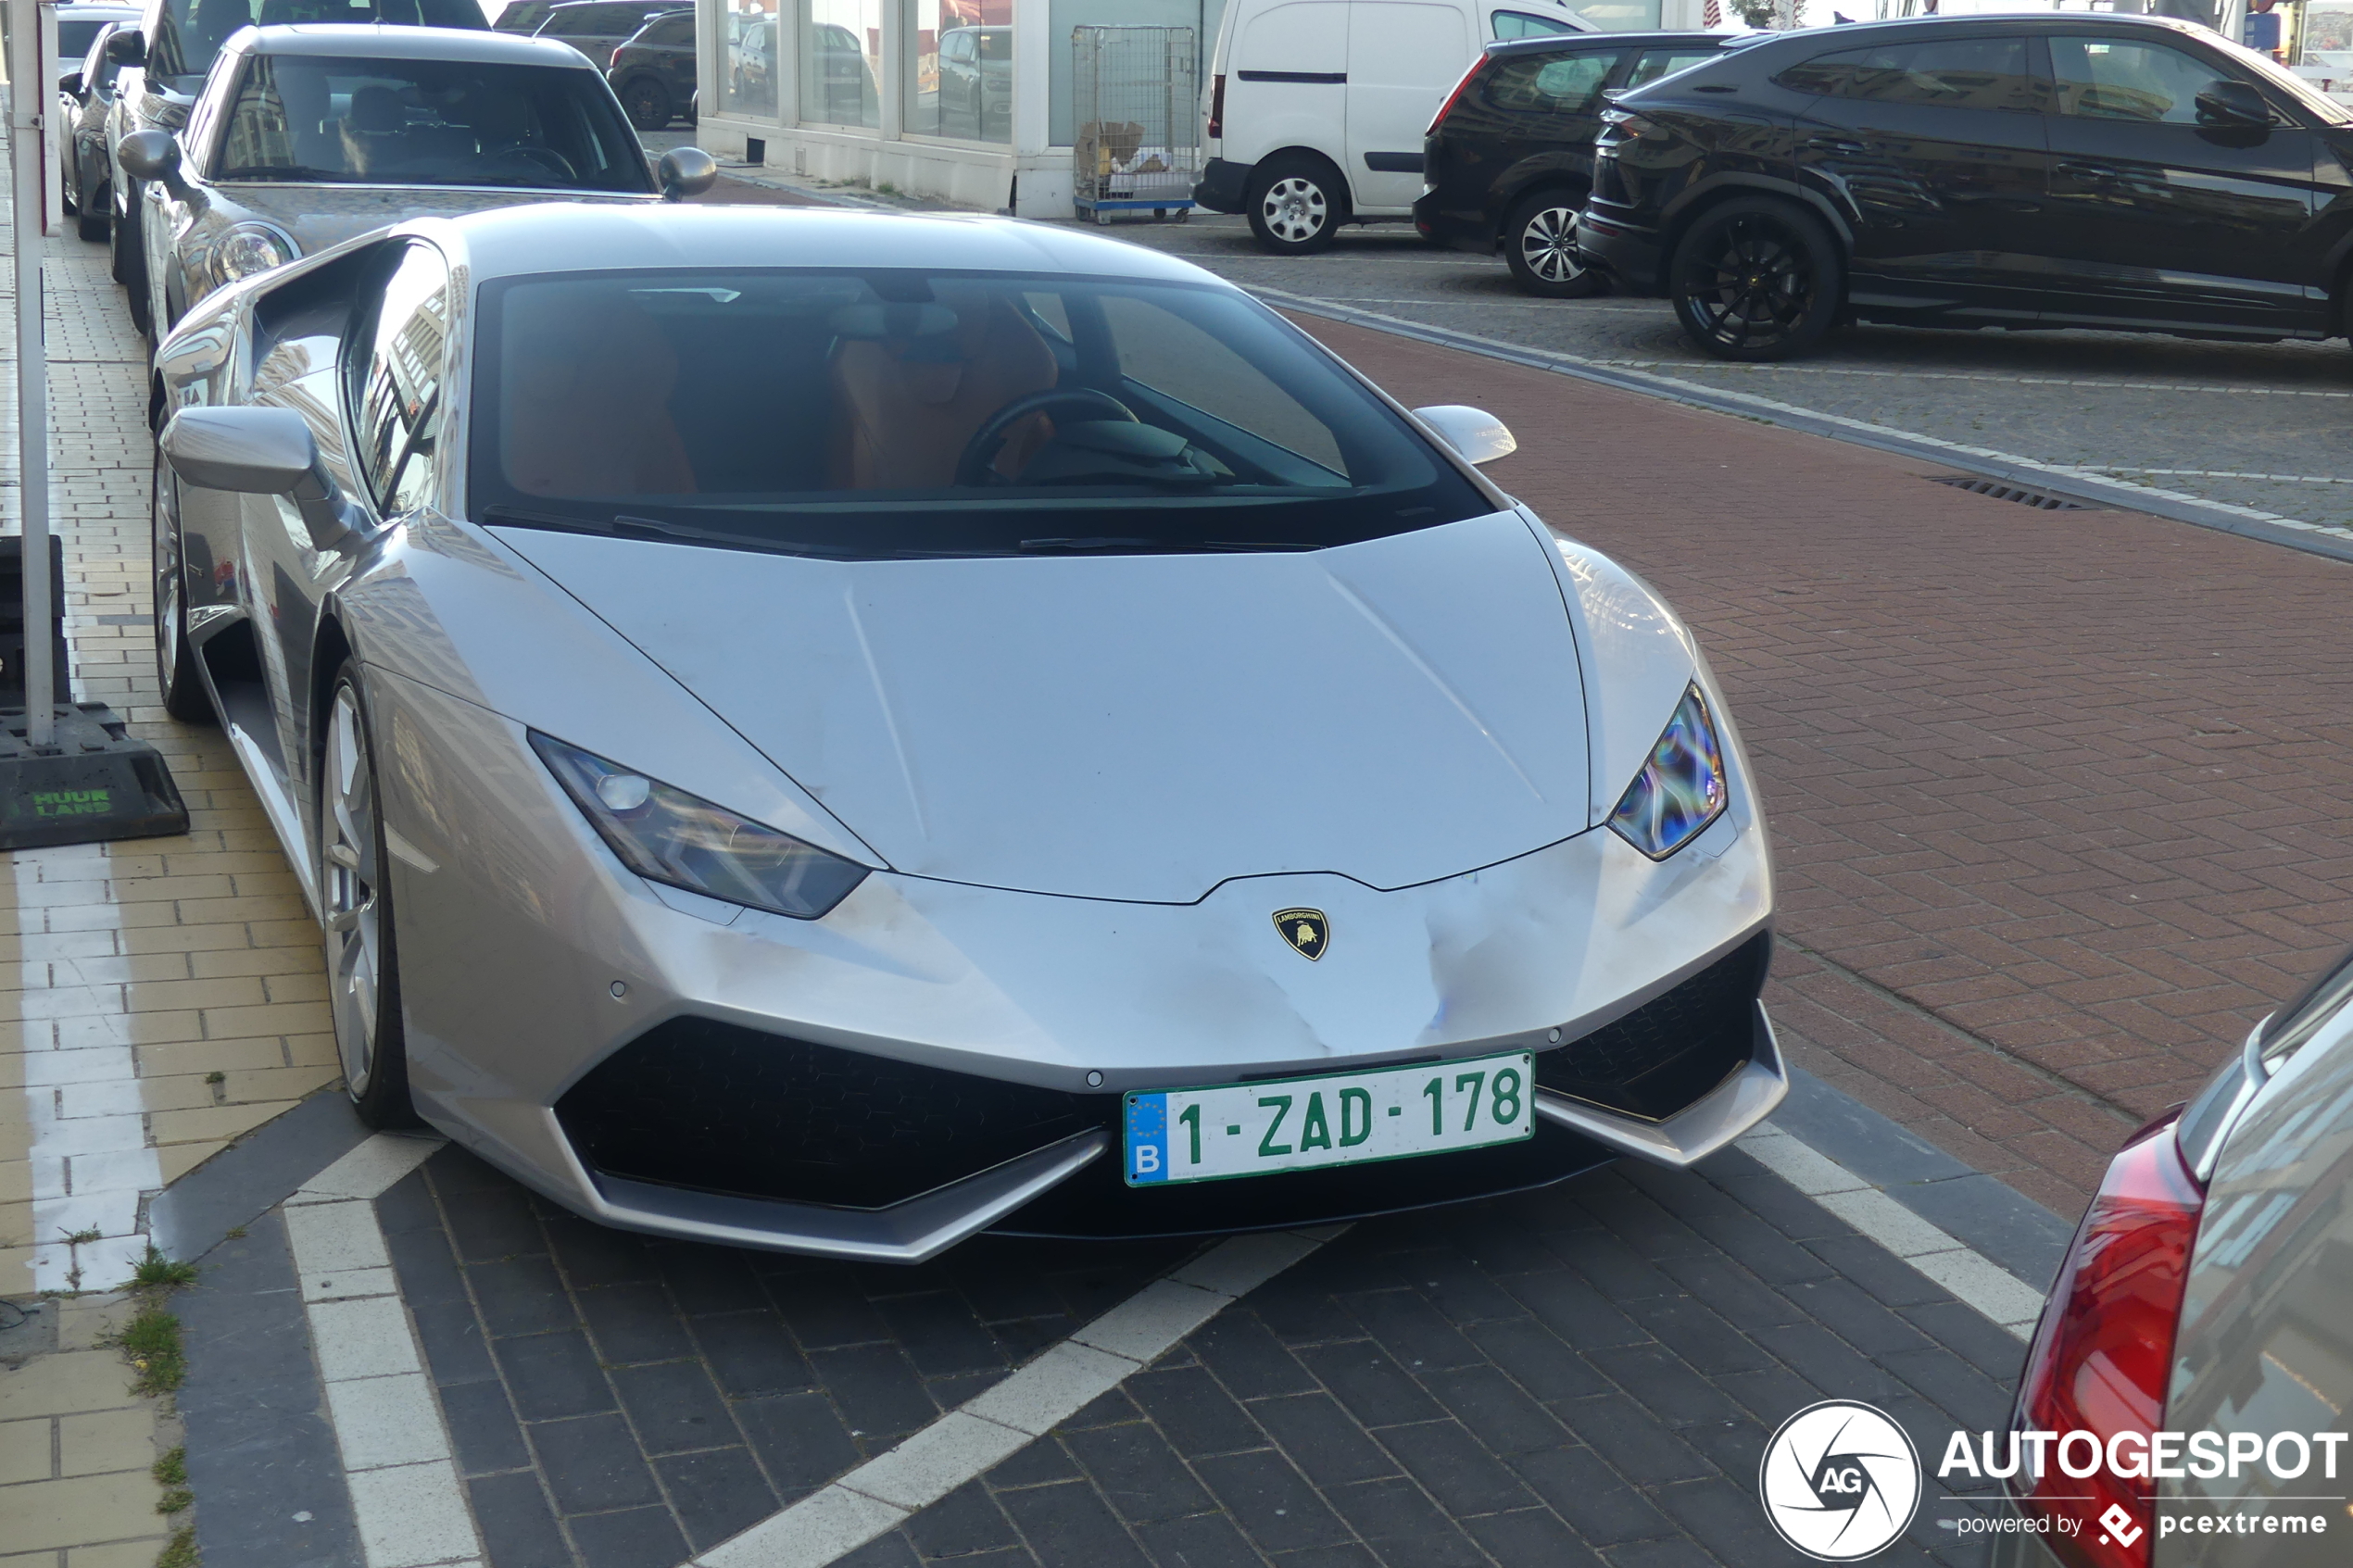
[{"xmin": 1126, "ymin": 1093, "xmax": 1170, "ymax": 1185}]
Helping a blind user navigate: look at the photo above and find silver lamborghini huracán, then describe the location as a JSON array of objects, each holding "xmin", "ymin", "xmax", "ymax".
[{"xmin": 150, "ymin": 205, "xmax": 1780, "ymax": 1261}]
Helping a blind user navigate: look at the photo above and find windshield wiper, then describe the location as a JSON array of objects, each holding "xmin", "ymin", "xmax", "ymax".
[
  {"xmin": 478, "ymin": 505, "xmax": 852, "ymax": 558},
  {"xmin": 1018, "ymin": 536, "xmax": 1317, "ymax": 554}
]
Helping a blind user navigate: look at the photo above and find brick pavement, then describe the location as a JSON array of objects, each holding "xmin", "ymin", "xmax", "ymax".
[
  {"xmin": 363, "ymin": 1143, "xmax": 2015, "ymax": 1568},
  {"xmin": 1298, "ymin": 316, "xmax": 2353, "ymax": 1213}
]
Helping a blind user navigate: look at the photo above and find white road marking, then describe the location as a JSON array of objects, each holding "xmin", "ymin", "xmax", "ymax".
[
  {"xmin": 281, "ymin": 1133, "xmax": 481, "ymax": 1568},
  {"xmin": 2080, "ymin": 467, "xmax": 2353, "ymax": 483},
  {"xmin": 1737, "ymin": 1124, "xmax": 2046, "ymax": 1338}
]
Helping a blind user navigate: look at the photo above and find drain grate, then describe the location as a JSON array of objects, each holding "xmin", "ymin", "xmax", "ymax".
[{"xmin": 1929, "ymin": 474, "xmax": 2105, "ymax": 510}]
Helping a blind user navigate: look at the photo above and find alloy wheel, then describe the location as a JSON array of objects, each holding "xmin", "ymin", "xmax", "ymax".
[
  {"xmin": 323, "ymin": 685, "xmax": 384, "ymax": 1098},
  {"xmin": 1682, "ymin": 215, "xmax": 1812, "ymax": 353},
  {"xmin": 1260, "ymin": 176, "xmax": 1329, "ymax": 245},
  {"xmin": 1517, "ymin": 205, "xmax": 1587, "ymax": 285},
  {"xmin": 151, "ymin": 445, "xmax": 181, "ymax": 696}
]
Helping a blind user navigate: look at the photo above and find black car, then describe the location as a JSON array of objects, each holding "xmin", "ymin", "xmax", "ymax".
[
  {"xmin": 1575, "ymin": 14, "xmax": 2353, "ymax": 360},
  {"xmin": 534, "ymin": 0, "xmax": 688, "ymax": 71},
  {"xmin": 608, "ymin": 6, "xmax": 695, "ymax": 130},
  {"xmin": 1417, "ymin": 30, "xmax": 1730, "ymax": 296},
  {"xmin": 57, "ymin": 20, "xmax": 130, "ymax": 241}
]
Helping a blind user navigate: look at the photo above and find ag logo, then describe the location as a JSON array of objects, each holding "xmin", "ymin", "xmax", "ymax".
[
  {"xmin": 1758, "ymin": 1400, "xmax": 1921, "ymax": 1561},
  {"xmin": 1272, "ymin": 909, "xmax": 1327, "ymax": 960}
]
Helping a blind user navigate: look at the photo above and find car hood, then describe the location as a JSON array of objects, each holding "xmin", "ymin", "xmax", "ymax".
[
  {"xmin": 215, "ymin": 182, "xmax": 654, "ymax": 254},
  {"xmin": 493, "ymin": 510, "xmax": 1595, "ymax": 904}
]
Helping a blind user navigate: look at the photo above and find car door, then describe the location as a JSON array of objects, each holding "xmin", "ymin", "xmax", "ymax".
[
  {"xmin": 1346, "ymin": 0, "xmax": 1475, "ymax": 212},
  {"xmin": 1782, "ymin": 31, "xmax": 2052, "ymax": 323},
  {"xmin": 1484, "ymin": 45, "xmax": 1626, "ymax": 207},
  {"xmin": 2039, "ymin": 31, "xmax": 2330, "ymax": 333},
  {"xmin": 1226, "ymin": 0, "xmax": 1350, "ymax": 170}
]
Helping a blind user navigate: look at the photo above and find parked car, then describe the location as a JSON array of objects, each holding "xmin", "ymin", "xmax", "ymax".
[
  {"xmin": 48, "ymin": 1, "xmax": 141, "ymax": 74},
  {"xmin": 1196, "ymin": 0, "xmax": 1592, "ymax": 255},
  {"xmin": 57, "ymin": 18, "xmax": 137, "ymax": 241},
  {"xmin": 116, "ymin": 24, "xmax": 713, "ymax": 338},
  {"xmin": 491, "ymin": 0, "xmax": 563, "ymax": 32},
  {"xmin": 607, "ymin": 6, "xmax": 693, "ymax": 131},
  {"xmin": 802, "ymin": 19, "xmax": 876, "ymax": 127},
  {"xmin": 1576, "ymin": 13, "xmax": 2353, "ymax": 361},
  {"xmin": 97, "ymin": 0, "xmax": 486, "ymax": 336},
  {"xmin": 1994, "ymin": 942, "xmax": 2353, "ymax": 1565},
  {"xmin": 1417, "ymin": 30, "xmax": 1731, "ymax": 296},
  {"xmin": 532, "ymin": 0, "xmax": 686, "ymax": 71},
  {"xmin": 147, "ymin": 201, "xmax": 1781, "ymax": 1262},
  {"xmin": 935, "ymin": 23, "xmax": 1009, "ymax": 143}
]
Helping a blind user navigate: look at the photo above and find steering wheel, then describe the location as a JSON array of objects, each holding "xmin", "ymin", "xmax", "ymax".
[
  {"xmin": 499, "ymin": 144, "xmax": 579, "ymax": 182},
  {"xmin": 953, "ymin": 387, "xmax": 1138, "ymax": 487}
]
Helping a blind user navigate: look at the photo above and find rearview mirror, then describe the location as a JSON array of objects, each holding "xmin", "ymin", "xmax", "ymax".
[
  {"xmin": 160, "ymin": 408, "xmax": 361, "ymax": 550},
  {"xmin": 656, "ymin": 145, "xmax": 720, "ymax": 200},
  {"xmin": 2196, "ymin": 78, "xmax": 2271, "ymax": 129},
  {"xmin": 1413, "ymin": 405, "xmax": 1517, "ymax": 467},
  {"xmin": 104, "ymin": 27, "xmax": 144, "ymax": 66},
  {"xmin": 58, "ymin": 69, "xmax": 84, "ymax": 98},
  {"xmin": 116, "ymin": 129, "xmax": 181, "ymax": 185}
]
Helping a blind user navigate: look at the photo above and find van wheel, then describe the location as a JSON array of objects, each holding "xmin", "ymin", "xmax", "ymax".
[
  {"xmin": 1247, "ymin": 156, "xmax": 1345, "ymax": 256},
  {"xmin": 1504, "ymin": 190, "xmax": 1601, "ymax": 299},
  {"xmin": 1669, "ymin": 197, "xmax": 1841, "ymax": 362}
]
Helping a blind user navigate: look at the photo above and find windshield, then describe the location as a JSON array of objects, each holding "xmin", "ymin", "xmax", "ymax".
[
  {"xmin": 468, "ymin": 270, "xmax": 1492, "ymax": 558},
  {"xmin": 146, "ymin": 0, "xmax": 484, "ymax": 87},
  {"xmin": 209, "ymin": 54, "xmax": 651, "ymax": 191},
  {"xmin": 58, "ymin": 17, "xmax": 117, "ymax": 60}
]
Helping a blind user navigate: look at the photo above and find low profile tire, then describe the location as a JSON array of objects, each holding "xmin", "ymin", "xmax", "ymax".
[
  {"xmin": 1246, "ymin": 155, "xmax": 1345, "ymax": 256},
  {"xmin": 115, "ymin": 195, "xmax": 153, "ymax": 335},
  {"xmin": 321, "ymin": 665, "xmax": 422, "ymax": 1130},
  {"xmin": 76, "ymin": 182, "xmax": 108, "ymax": 243},
  {"xmin": 1503, "ymin": 190, "xmax": 1602, "ymax": 299},
  {"xmin": 620, "ymin": 75, "xmax": 672, "ymax": 131},
  {"xmin": 1668, "ymin": 196, "xmax": 1841, "ymax": 362},
  {"xmin": 151, "ymin": 444, "xmax": 215, "ymax": 724}
]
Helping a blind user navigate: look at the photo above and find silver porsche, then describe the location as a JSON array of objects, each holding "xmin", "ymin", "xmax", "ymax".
[
  {"xmin": 116, "ymin": 22, "xmax": 713, "ymax": 339},
  {"xmin": 150, "ymin": 203, "xmax": 1780, "ymax": 1262}
]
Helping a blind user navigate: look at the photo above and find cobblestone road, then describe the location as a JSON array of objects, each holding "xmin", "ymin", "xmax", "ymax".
[{"xmin": 1114, "ymin": 215, "xmax": 2353, "ymax": 530}]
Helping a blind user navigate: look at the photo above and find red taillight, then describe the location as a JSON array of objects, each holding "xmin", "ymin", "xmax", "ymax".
[
  {"xmin": 1426, "ymin": 55, "xmax": 1488, "ymax": 137},
  {"xmin": 2014, "ymin": 1118, "xmax": 2204, "ymax": 1568},
  {"xmin": 1208, "ymin": 73, "xmax": 1225, "ymax": 140}
]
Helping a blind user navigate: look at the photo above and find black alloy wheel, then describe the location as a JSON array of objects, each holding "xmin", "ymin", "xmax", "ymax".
[
  {"xmin": 321, "ymin": 661, "xmax": 422, "ymax": 1130},
  {"xmin": 1668, "ymin": 197, "xmax": 1841, "ymax": 362},
  {"xmin": 1246, "ymin": 154, "xmax": 1345, "ymax": 256},
  {"xmin": 150, "ymin": 443, "xmax": 215, "ymax": 724},
  {"xmin": 1504, "ymin": 189, "xmax": 1601, "ymax": 299},
  {"xmin": 620, "ymin": 74, "xmax": 672, "ymax": 131}
]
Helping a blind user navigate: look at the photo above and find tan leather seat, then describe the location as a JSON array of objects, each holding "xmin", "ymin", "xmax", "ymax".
[
  {"xmin": 500, "ymin": 291, "xmax": 698, "ymax": 499},
  {"xmin": 828, "ymin": 286, "xmax": 1057, "ymax": 490}
]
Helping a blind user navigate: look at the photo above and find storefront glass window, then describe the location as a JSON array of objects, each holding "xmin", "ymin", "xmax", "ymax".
[
  {"xmin": 719, "ymin": 0, "xmax": 779, "ymax": 119},
  {"xmin": 799, "ymin": 0, "xmax": 881, "ymax": 127},
  {"xmin": 907, "ymin": 0, "xmax": 1013, "ymax": 143}
]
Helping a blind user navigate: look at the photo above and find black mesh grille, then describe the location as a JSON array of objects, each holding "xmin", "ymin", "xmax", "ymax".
[
  {"xmin": 1535, "ymin": 932, "xmax": 1771, "ymax": 1121},
  {"xmin": 556, "ymin": 1018, "xmax": 1114, "ymax": 1210}
]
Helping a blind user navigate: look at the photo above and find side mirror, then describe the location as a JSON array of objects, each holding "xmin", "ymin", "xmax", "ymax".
[
  {"xmin": 59, "ymin": 69, "xmax": 85, "ymax": 98},
  {"xmin": 656, "ymin": 145, "xmax": 719, "ymax": 200},
  {"xmin": 1413, "ymin": 404, "xmax": 1517, "ymax": 467},
  {"xmin": 160, "ymin": 408, "xmax": 360, "ymax": 550},
  {"xmin": 117, "ymin": 128, "xmax": 181, "ymax": 184},
  {"xmin": 2196, "ymin": 78, "xmax": 2271, "ymax": 129},
  {"xmin": 104, "ymin": 27, "xmax": 145, "ymax": 67}
]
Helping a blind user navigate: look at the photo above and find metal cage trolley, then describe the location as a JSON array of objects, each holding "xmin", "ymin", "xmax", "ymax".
[{"xmin": 1072, "ymin": 25, "xmax": 1199, "ymax": 224}]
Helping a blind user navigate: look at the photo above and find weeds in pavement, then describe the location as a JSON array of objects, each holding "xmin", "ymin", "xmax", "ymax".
[
  {"xmin": 130, "ymin": 1248, "xmax": 198, "ymax": 1290},
  {"xmin": 60, "ymin": 1226, "xmax": 103, "ymax": 1246},
  {"xmin": 157, "ymin": 1524, "xmax": 198, "ymax": 1566},
  {"xmin": 121, "ymin": 1307, "xmax": 186, "ymax": 1396}
]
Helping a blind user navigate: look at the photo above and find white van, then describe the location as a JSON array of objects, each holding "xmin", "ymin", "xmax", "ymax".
[{"xmin": 1196, "ymin": 0, "xmax": 1592, "ymax": 254}]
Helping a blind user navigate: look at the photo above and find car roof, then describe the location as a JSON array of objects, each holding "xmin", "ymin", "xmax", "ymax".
[
  {"xmin": 414, "ymin": 204, "xmax": 1238, "ymax": 292},
  {"xmin": 1735, "ymin": 10, "xmax": 2219, "ymax": 47},
  {"xmin": 238, "ymin": 22, "xmax": 598, "ymax": 65},
  {"xmin": 1489, "ymin": 30, "xmax": 1722, "ymax": 58},
  {"xmin": 56, "ymin": 2, "xmax": 140, "ymax": 13},
  {"xmin": 545, "ymin": 0, "xmax": 688, "ymax": 13}
]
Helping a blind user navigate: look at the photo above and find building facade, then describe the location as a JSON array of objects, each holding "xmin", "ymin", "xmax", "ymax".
[{"xmin": 690, "ymin": 0, "xmax": 1705, "ymax": 219}]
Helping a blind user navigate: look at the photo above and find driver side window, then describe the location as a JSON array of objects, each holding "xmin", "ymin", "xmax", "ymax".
[{"xmin": 352, "ymin": 244, "xmax": 453, "ymax": 516}]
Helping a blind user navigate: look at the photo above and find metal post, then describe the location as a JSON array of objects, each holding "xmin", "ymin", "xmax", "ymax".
[{"xmin": 9, "ymin": 0, "xmax": 56, "ymax": 747}]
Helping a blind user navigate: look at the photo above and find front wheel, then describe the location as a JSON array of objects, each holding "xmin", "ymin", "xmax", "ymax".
[
  {"xmin": 321, "ymin": 667, "xmax": 421, "ymax": 1129},
  {"xmin": 620, "ymin": 75, "xmax": 672, "ymax": 131},
  {"xmin": 1504, "ymin": 191, "xmax": 1603, "ymax": 299},
  {"xmin": 76, "ymin": 178, "xmax": 109, "ymax": 243},
  {"xmin": 151, "ymin": 444, "xmax": 215, "ymax": 723},
  {"xmin": 1246, "ymin": 157, "xmax": 1345, "ymax": 256},
  {"xmin": 1668, "ymin": 197, "xmax": 1842, "ymax": 362},
  {"xmin": 116, "ymin": 193, "xmax": 153, "ymax": 335}
]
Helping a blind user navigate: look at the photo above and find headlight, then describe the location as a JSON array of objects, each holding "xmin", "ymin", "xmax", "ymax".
[
  {"xmin": 530, "ymin": 733, "xmax": 870, "ymax": 920},
  {"xmin": 1607, "ymin": 684, "xmax": 1728, "ymax": 860},
  {"xmin": 208, "ymin": 223, "xmax": 296, "ymax": 287}
]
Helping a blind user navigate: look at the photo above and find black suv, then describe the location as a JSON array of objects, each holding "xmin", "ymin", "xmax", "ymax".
[
  {"xmin": 609, "ymin": 7, "xmax": 696, "ymax": 130},
  {"xmin": 1417, "ymin": 31, "xmax": 1729, "ymax": 296},
  {"xmin": 1575, "ymin": 15, "xmax": 2353, "ymax": 359}
]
